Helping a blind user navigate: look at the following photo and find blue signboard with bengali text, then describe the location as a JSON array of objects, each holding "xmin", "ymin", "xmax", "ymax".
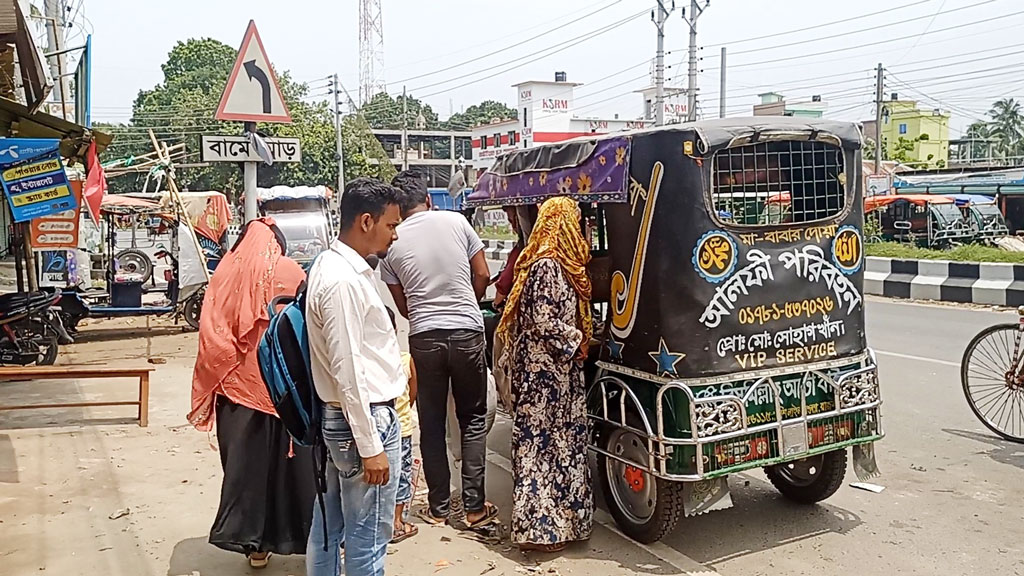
[{"xmin": 0, "ymin": 138, "xmax": 77, "ymax": 222}]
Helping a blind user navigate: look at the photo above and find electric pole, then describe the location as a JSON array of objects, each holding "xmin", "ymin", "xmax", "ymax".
[
  {"xmin": 43, "ymin": 0, "xmax": 69, "ymax": 119},
  {"xmin": 684, "ymin": 0, "xmax": 708, "ymax": 122},
  {"xmin": 402, "ymin": 85, "xmax": 409, "ymax": 171},
  {"xmin": 331, "ymin": 73, "xmax": 345, "ymax": 204},
  {"xmin": 874, "ymin": 63, "xmax": 884, "ymax": 175},
  {"xmin": 719, "ymin": 46, "xmax": 727, "ymax": 119},
  {"xmin": 652, "ymin": 1, "xmax": 674, "ymax": 126}
]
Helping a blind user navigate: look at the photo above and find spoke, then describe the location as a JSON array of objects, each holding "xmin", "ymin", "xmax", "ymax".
[
  {"xmin": 990, "ymin": 388, "xmax": 1014, "ymax": 430},
  {"xmin": 973, "ymin": 386, "xmax": 1011, "ymax": 411},
  {"xmin": 976, "ymin": 387, "xmax": 1012, "ymax": 418},
  {"xmin": 975, "ymin": 341, "xmax": 1008, "ymax": 375}
]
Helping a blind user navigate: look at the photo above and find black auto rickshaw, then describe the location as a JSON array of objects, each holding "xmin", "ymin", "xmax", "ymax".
[{"xmin": 468, "ymin": 117, "xmax": 884, "ymax": 544}]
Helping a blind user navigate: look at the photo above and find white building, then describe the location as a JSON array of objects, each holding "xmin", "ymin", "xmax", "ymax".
[{"xmin": 470, "ymin": 72, "xmax": 679, "ymax": 173}]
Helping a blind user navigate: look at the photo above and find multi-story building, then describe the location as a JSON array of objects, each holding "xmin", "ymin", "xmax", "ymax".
[
  {"xmin": 468, "ymin": 72, "xmax": 659, "ymax": 173},
  {"xmin": 878, "ymin": 94, "xmax": 950, "ymax": 169},
  {"xmin": 753, "ymin": 92, "xmax": 827, "ymax": 118}
]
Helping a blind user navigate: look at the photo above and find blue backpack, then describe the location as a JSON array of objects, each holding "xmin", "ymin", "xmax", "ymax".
[
  {"xmin": 257, "ymin": 252, "xmax": 329, "ymax": 549},
  {"xmin": 258, "ymin": 275, "xmax": 322, "ymax": 447}
]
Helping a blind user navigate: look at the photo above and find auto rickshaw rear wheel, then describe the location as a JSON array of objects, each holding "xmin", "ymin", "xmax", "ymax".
[
  {"xmin": 183, "ymin": 292, "xmax": 202, "ymax": 331},
  {"xmin": 765, "ymin": 449, "xmax": 847, "ymax": 504},
  {"xmin": 597, "ymin": 425, "xmax": 684, "ymax": 544}
]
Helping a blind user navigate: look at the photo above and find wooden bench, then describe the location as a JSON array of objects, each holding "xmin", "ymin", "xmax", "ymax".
[{"xmin": 0, "ymin": 365, "xmax": 156, "ymax": 427}]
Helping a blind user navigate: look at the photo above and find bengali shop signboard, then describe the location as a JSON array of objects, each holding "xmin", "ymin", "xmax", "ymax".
[
  {"xmin": 0, "ymin": 138, "xmax": 77, "ymax": 222},
  {"xmin": 29, "ymin": 180, "xmax": 82, "ymax": 249}
]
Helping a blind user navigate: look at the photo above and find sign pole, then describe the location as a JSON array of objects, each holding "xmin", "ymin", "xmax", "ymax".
[{"xmin": 243, "ymin": 122, "xmax": 258, "ymax": 223}]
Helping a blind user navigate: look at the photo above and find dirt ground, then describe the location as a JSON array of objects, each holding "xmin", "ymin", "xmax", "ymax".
[{"xmin": 0, "ymin": 316, "xmax": 699, "ymax": 576}]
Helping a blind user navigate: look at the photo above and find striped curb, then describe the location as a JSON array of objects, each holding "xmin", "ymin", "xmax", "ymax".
[{"xmin": 865, "ymin": 257, "xmax": 1024, "ymax": 307}]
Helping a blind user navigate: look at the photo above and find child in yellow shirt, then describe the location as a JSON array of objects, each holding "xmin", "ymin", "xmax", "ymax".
[{"xmin": 387, "ymin": 308, "xmax": 418, "ymax": 543}]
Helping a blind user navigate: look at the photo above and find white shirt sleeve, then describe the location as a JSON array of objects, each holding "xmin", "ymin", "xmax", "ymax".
[{"xmin": 316, "ymin": 278, "xmax": 385, "ymax": 457}]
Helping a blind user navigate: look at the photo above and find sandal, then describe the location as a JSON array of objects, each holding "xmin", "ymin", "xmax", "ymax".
[
  {"xmin": 248, "ymin": 551, "xmax": 271, "ymax": 569},
  {"xmin": 519, "ymin": 542, "xmax": 569, "ymax": 553},
  {"xmin": 417, "ymin": 509, "xmax": 448, "ymax": 526},
  {"xmin": 463, "ymin": 502, "xmax": 499, "ymax": 530},
  {"xmin": 391, "ymin": 521, "xmax": 419, "ymax": 543}
]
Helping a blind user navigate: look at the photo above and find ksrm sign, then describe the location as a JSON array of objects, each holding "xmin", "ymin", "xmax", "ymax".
[{"xmin": 541, "ymin": 98, "xmax": 569, "ymax": 112}]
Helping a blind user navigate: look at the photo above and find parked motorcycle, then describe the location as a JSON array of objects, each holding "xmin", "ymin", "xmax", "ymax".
[{"xmin": 0, "ymin": 288, "xmax": 74, "ymax": 366}]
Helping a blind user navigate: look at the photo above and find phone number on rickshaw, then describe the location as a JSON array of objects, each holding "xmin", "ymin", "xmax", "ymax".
[{"xmin": 738, "ymin": 297, "xmax": 836, "ymax": 326}]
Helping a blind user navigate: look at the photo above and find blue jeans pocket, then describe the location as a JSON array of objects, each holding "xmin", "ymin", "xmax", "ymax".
[{"xmin": 327, "ymin": 437, "xmax": 362, "ymax": 480}]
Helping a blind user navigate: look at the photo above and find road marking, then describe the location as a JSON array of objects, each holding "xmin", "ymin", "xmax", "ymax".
[
  {"xmin": 486, "ymin": 450, "xmax": 721, "ymax": 576},
  {"xmin": 874, "ymin": 349, "xmax": 960, "ymax": 367}
]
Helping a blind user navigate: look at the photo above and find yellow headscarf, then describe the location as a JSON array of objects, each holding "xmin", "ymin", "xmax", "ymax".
[{"xmin": 497, "ymin": 196, "xmax": 593, "ymax": 360}]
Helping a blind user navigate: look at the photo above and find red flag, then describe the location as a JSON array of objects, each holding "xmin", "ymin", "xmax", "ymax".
[{"xmin": 83, "ymin": 140, "xmax": 106, "ymax": 224}]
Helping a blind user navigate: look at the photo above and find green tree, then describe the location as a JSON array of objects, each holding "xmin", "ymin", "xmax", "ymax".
[
  {"xmin": 988, "ymin": 98, "xmax": 1023, "ymax": 159},
  {"xmin": 360, "ymin": 92, "xmax": 440, "ymax": 130},
  {"xmin": 964, "ymin": 121, "xmax": 993, "ymax": 161},
  {"xmin": 100, "ymin": 38, "xmax": 392, "ymax": 195},
  {"xmin": 444, "ymin": 100, "xmax": 517, "ymax": 131}
]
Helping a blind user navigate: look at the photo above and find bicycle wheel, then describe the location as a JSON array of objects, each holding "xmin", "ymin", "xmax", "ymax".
[{"xmin": 961, "ymin": 323, "xmax": 1024, "ymax": 443}]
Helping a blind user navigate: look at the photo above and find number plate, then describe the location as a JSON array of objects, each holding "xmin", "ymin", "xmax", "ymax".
[{"xmin": 781, "ymin": 422, "xmax": 809, "ymax": 457}]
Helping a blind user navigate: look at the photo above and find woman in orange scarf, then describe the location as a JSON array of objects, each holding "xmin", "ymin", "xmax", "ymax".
[
  {"xmin": 497, "ymin": 196, "xmax": 593, "ymax": 553},
  {"xmin": 188, "ymin": 218, "xmax": 313, "ymax": 569}
]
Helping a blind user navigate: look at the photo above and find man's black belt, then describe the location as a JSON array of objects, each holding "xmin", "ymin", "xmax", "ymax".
[{"xmin": 370, "ymin": 399, "xmax": 395, "ymax": 408}]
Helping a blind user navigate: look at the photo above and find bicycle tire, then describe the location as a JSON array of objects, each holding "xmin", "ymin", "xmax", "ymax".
[{"xmin": 961, "ymin": 323, "xmax": 1024, "ymax": 443}]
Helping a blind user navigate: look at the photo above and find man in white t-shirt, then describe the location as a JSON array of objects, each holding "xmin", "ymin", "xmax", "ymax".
[{"xmin": 380, "ymin": 170, "xmax": 497, "ymax": 530}]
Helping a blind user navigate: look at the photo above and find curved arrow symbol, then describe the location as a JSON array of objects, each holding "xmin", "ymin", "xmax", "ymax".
[{"xmin": 243, "ymin": 60, "xmax": 272, "ymax": 114}]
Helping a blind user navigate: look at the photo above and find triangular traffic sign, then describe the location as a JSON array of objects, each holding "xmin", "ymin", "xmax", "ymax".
[{"xmin": 215, "ymin": 20, "xmax": 292, "ymax": 124}]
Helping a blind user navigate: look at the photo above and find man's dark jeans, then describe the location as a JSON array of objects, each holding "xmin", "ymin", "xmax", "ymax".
[{"xmin": 410, "ymin": 328, "xmax": 488, "ymax": 518}]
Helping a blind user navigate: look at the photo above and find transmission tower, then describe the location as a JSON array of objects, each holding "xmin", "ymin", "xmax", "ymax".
[{"xmin": 359, "ymin": 0, "xmax": 386, "ymax": 105}]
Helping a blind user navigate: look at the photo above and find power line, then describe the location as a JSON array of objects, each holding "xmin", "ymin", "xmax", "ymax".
[
  {"xmin": 387, "ymin": 0, "xmax": 624, "ymax": 73},
  {"xmin": 702, "ymin": 0, "xmax": 934, "ymax": 49},
  {"xmin": 391, "ymin": 0, "xmax": 624, "ymax": 85},
  {"xmin": 711, "ymin": 9, "xmax": 1024, "ymax": 69},
  {"xmin": 892, "ymin": 0, "xmax": 949, "ymax": 65},
  {"xmin": 409, "ymin": 7, "xmax": 650, "ymax": 95},
  {"xmin": 724, "ymin": 0, "xmax": 995, "ymax": 58}
]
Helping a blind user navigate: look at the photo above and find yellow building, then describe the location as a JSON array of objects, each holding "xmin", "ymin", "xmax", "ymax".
[{"xmin": 881, "ymin": 96, "xmax": 950, "ymax": 169}]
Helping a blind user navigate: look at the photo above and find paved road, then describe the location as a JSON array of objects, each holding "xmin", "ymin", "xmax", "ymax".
[{"xmin": 472, "ymin": 257, "xmax": 1024, "ymax": 576}]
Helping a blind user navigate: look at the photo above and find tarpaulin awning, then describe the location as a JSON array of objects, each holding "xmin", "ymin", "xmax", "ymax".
[
  {"xmin": 160, "ymin": 190, "xmax": 231, "ymax": 242},
  {"xmin": 865, "ymin": 194, "xmax": 953, "ymax": 211},
  {"xmin": 468, "ymin": 136, "xmax": 631, "ymax": 207},
  {"xmin": 0, "ymin": 97, "xmax": 111, "ymax": 161}
]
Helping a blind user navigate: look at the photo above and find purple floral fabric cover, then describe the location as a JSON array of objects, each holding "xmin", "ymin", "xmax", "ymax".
[{"xmin": 467, "ymin": 136, "xmax": 630, "ymax": 207}]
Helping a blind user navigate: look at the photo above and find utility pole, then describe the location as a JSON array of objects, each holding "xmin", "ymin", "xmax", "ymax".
[
  {"xmin": 402, "ymin": 85, "xmax": 409, "ymax": 171},
  {"xmin": 243, "ymin": 122, "xmax": 258, "ymax": 223},
  {"xmin": 43, "ymin": 0, "xmax": 69, "ymax": 119},
  {"xmin": 874, "ymin": 62, "xmax": 884, "ymax": 175},
  {"xmin": 719, "ymin": 47, "xmax": 726, "ymax": 119},
  {"xmin": 684, "ymin": 0, "xmax": 708, "ymax": 122},
  {"xmin": 652, "ymin": 1, "xmax": 674, "ymax": 126},
  {"xmin": 332, "ymin": 73, "xmax": 346, "ymax": 204}
]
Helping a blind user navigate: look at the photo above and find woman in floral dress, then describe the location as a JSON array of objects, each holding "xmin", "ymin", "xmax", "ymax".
[{"xmin": 497, "ymin": 196, "xmax": 593, "ymax": 553}]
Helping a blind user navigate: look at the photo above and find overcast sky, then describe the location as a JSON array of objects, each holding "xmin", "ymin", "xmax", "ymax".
[{"xmin": 75, "ymin": 0, "xmax": 1023, "ymax": 136}]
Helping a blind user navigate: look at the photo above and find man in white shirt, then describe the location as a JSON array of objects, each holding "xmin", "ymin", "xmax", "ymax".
[
  {"xmin": 380, "ymin": 171, "xmax": 497, "ymax": 530},
  {"xmin": 305, "ymin": 178, "xmax": 404, "ymax": 576}
]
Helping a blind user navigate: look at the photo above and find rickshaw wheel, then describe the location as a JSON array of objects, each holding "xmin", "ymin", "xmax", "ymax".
[
  {"xmin": 183, "ymin": 293, "xmax": 202, "ymax": 331},
  {"xmin": 115, "ymin": 249, "xmax": 154, "ymax": 283},
  {"xmin": 765, "ymin": 449, "xmax": 847, "ymax": 504},
  {"xmin": 598, "ymin": 426, "xmax": 684, "ymax": 544}
]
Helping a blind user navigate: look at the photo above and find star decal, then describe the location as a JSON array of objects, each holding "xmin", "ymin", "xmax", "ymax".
[
  {"xmin": 648, "ymin": 337, "xmax": 685, "ymax": 378},
  {"xmin": 606, "ymin": 334, "xmax": 624, "ymax": 360}
]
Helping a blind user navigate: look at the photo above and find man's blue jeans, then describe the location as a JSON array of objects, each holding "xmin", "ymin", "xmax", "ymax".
[{"xmin": 306, "ymin": 404, "xmax": 401, "ymax": 576}]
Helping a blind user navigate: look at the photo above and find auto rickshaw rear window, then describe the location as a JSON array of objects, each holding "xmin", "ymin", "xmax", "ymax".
[{"xmin": 712, "ymin": 140, "xmax": 847, "ymax": 226}]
